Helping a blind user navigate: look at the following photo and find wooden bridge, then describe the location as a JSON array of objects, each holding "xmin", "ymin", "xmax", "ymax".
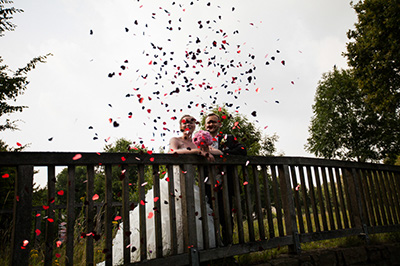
[{"xmin": 1, "ymin": 152, "xmax": 400, "ymax": 265}]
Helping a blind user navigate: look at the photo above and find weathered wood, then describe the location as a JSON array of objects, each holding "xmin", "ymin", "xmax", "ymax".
[
  {"xmin": 359, "ymin": 170, "xmax": 373, "ymax": 226},
  {"xmin": 306, "ymin": 166, "xmax": 320, "ymax": 232},
  {"xmin": 373, "ymin": 170, "xmax": 387, "ymax": 225},
  {"xmin": 342, "ymin": 168, "xmax": 356, "ymax": 227},
  {"xmin": 290, "ymin": 166, "xmax": 304, "ymax": 234},
  {"xmin": 335, "ymin": 168, "xmax": 349, "ymax": 228},
  {"xmin": 232, "ymin": 165, "xmax": 245, "ymax": 243},
  {"xmin": 208, "ymin": 165, "xmax": 222, "ymax": 247},
  {"xmin": 104, "ymin": 165, "xmax": 113, "ymax": 265},
  {"xmin": 377, "ymin": 170, "xmax": 393, "ymax": 225},
  {"xmin": 121, "ymin": 164, "xmax": 131, "ymax": 263},
  {"xmin": 271, "ymin": 165, "xmax": 284, "ymax": 236},
  {"xmin": 383, "ymin": 171, "xmax": 397, "ymax": 224},
  {"xmin": 278, "ymin": 165, "xmax": 300, "ymax": 254},
  {"xmin": 321, "ymin": 167, "xmax": 335, "ymax": 231},
  {"xmin": 299, "ymin": 166, "xmax": 313, "ymax": 233},
  {"xmin": 45, "ymin": 165, "xmax": 56, "ymax": 266},
  {"xmin": 152, "ymin": 164, "xmax": 163, "ymax": 258},
  {"xmin": 299, "ymin": 228, "xmax": 363, "ymax": 243},
  {"xmin": 34, "ymin": 210, "xmax": 42, "ymax": 247},
  {"xmin": 252, "ymin": 165, "xmax": 265, "ymax": 241},
  {"xmin": 221, "ymin": 165, "xmax": 233, "ymax": 244},
  {"xmin": 327, "ymin": 167, "xmax": 341, "ymax": 230},
  {"xmin": 167, "ymin": 165, "xmax": 178, "ymax": 255},
  {"xmin": 243, "ymin": 166, "xmax": 255, "ymax": 241},
  {"xmin": 261, "ymin": 165, "xmax": 275, "ymax": 239},
  {"xmin": 180, "ymin": 165, "xmax": 189, "ymax": 251},
  {"xmin": 365, "ymin": 170, "xmax": 381, "ymax": 226},
  {"xmin": 183, "ymin": 164, "xmax": 198, "ymax": 250},
  {"xmin": 10, "ymin": 165, "xmax": 34, "ymax": 266},
  {"xmin": 66, "ymin": 166, "xmax": 76, "ymax": 266},
  {"xmin": 313, "ymin": 167, "xmax": 328, "ymax": 231},
  {"xmin": 197, "ymin": 165, "xmax": 209, "ymax": 250},
  {"xmin": 388, "ymin": 171, "xmax": 400, "ymax": 223},
  {"xmin": 138, "ymin": 164, "xmax": 147, "ymax": 260},
  {"xmin": 86, "ymin": 165, "xmax": 95, "ymax": 266}
]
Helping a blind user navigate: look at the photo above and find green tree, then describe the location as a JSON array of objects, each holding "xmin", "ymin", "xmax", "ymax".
[
  {"xmin": 200, "ymin": 106, "xmax": 278, "ymax": 156},
  {"xmin": 306, "ymin": 67, "xmax": 397, "ymax": 162},
  {"xmin": 345, "ymin": 0, "xmax": 400, "ymax": 114}
]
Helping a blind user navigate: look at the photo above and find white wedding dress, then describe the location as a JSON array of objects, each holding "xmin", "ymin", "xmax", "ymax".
[{"xmin": 99, "ymin": 165, "xmax": 216, "ymax": 265}]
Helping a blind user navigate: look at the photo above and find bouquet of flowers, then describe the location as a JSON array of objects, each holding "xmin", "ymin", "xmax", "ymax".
[{"xmin": 193, "ymin": 130, "xmax": 213, "ymax": 149}]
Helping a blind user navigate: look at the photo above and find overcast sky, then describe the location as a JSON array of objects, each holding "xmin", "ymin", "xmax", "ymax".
[{"xmin": 1, "ymin": 0, "xmax": 357, "ymax": 161}]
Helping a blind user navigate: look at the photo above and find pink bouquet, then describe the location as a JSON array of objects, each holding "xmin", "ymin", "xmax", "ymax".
[{"xmin": 193, "ymin": 130, "xmax": 213, "ymax": 147}]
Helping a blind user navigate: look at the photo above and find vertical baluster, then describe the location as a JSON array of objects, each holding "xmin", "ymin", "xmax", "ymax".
[
  {"xmin": 243, "ymin": 165, "xmax": 255, "ymax": 241},
  {"xmin": 335, "ymin": 168, "xmax": 349, "ymax": 228},
  {"xmin": 45, "ymin": 165, "xmax": 56, "ymax": 266},
  {"xmin": 306, "ymin": 166, "xmax": 320, "ymax": 232},
  {"xmin": 183, "ymin": 164, "xmax": 198, "ymax": 250},
  {"xmin": 252, "ymin": 165, "xmax": 265, "ymax": 240},
  {"xmin": 66, "ymin": 166, "xmax": 76, "ymax": 266},
  {"xmin": 271, "ymin": 165, "xmax": 284, "ymax": 236},
  {"xmin": 138, "ymin": 164, "xmax": 147, "ymax": 260},
  {"xmin": 365, "ymin": 170, "xmax": 381, "ymax": 226},
  {"xmin": 152, "ymin": 164, "xmax": 163, "ymax": 258},
  {"xmin": 208, "ymin": 165, "xmax": 222, "ymax": 247},
  {"xmin": 359, "ymin": 170, "xmax": 373, "ymax": 227},
  {"xmin": 392, "ymin": 172, "xmax": 400, "ymax": 223},
  {"xmin": 197, "ymin": 165, "xmax": 209, "ymax": 249},
  {"xmin": 342, "ymin": 168, "xmax": 356, "ymax": 227},
  {"xmin": 167, "ymin": 165, "xmax": 178, "ymax": 255},
  {"xmin": 388, "ymin": 171, "xmax": 400, "ymax": 223},
  {"xmin": 383, "ymin": 171, "xmax": 397, "ymax": 224},
  {"xmin": 278, "ymin": 165, "xmax": 300, "ymax": 254},
  {"xmin": 299, "ymin": 166, "xmax": 313, "ymax": 233},
  {"xmin": 221, "ymin": 165, "xmax": 233, "ymax": 244},
  {"xmin": 314, "ymin": 167, "xmax": 328, "ymax": 231},
  {"xmin": 290, "ymin": 166, "xmax": 304, "ymax": 234},
  {"xmin": 321, "ymin": 167, "xmax": 335, "ymax": 230},
  {"xmin": 261, "ymin": 165, "xmax": 275, "ymax": 238},
  {"xmin": 373, "ymin": 170, "xmax": 388, "ymax": 225},
  {"xmin": 327, "ymin": 167, "xmax": 341, "ymax": 229},
  {"xmin": 232, "ymin": 165, "xmax": 245, "ymax": 243},
  {"xmin": 104, "ymin": 165, "xmax": 113, "ymax": 265},
  {"xmin": 11, "ymin": 165, "xmax": 34, "ymax": 266},
  {"xmin": 86, "ymin": 165, "xmax": 95, "ymax": 266},
  {"xmin": 121, "ymin": 164, "xmax": 131, "ymax": 263}
]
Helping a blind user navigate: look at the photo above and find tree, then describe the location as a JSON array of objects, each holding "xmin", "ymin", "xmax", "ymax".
[
  {"xmin": 345, "ymin": 0, "xmax": 400, "ymax": 115},
  {"xmin": 200, "ymin": 106, "xmax": 278, "ymax": 156},
  {"xmin": 0, "ymin": 1, "xmax": 52, "ymax": 146},
  {"xmin": 306, "ymin": 67, "xmax": 398, "ymax": 162}
]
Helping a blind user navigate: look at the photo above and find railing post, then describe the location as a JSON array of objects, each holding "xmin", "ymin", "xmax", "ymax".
[
  {"xmin": 278, "ymin": 165, "xmax": 301, "ymax": 255},
  {"xmin": 10, "ymin": 165, "xmax": 34, "ymax": 266},
  {"xmin": 66, "ymin": 166, "xmax": 76, "ymax": 266},
  {"xmin": 45, "ymin": 165, "xmax": 56, "ymax": 266},
  {"xmin": 182, "ymin": 164, "xmax": 198, "ymax": 251},
  {"xmin": 350, "ymin": 168, "xmax": 369, "ymax": 240}
]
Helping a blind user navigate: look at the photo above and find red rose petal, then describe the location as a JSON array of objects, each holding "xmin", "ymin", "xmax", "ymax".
[
  {"xmin": 114, "ymin": 216, "xmax": 122, "ymax": 221},
  {"xmin": 92, "ymin": 194, "xmax": 99, "ymax": 201},
  {"xmin": 2, "ymin": 173, "xmax": 9, "ymax": 178},
  {"xmin": 57, "ymin": 190, "xmax": 64, "ymax": 196},
  {"xmin": 35, "ymin": 229, "xmax": 41, "ymax": 236},
  {"xmin": 148, "ymin": 212, "xmax": 154, "ymax": 219},
  {"xmin": 72, "ymin": 154, "xmax": 82, "ymax": 160}
]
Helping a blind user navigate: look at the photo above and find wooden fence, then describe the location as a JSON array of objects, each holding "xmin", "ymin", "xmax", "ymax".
[{"xmin": 1, "ymin": 152, "xmax": 400, "ymax": 265}]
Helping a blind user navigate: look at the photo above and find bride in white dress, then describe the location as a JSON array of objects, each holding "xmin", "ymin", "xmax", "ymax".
[{"xmin": 104, "ymin": 115, "xmax": 222, "ymax": 265}]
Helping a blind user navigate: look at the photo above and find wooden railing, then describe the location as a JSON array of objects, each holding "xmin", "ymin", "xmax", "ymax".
[{"xmin": 1, "ymin": 152, "xmax": 400, "ymax": 265}]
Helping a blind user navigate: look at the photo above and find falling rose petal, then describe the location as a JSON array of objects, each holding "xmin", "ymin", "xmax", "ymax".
[
  {"xmin": 16, "ymin": 142, "xmax": 22, "ymax": 147},
  {"xmin": 23, "ymin": 240, "xmax": 29, "ymax": 246},
  {"xmin": 2, "ymin": 173, "xmax": 9, "ymax": 178},
  {"xmin": 56, "ymin": 253, "xmax": 61, "ymax": 258},
  {"xmin": 35, "ymin": 229, "xmax": 41, "ymax": 236},
  {"xmin": 141, "ymin": 182, "xmax": 148, "ymax": 187},
  {"xmin": 56, "ymin": 240, "xmax": 62, "ymax": 248},
  {"xmin": 121, "ymin": 156, "xmax": 126, "ymax": 162},
  {"xmin": 150, "ymin": 157, "xmax": 155, "ymax": 162},
  {"xmin": 148, "ymin": 212, "xmax": 154, "ymax": 219},
  {"xmin": 92, "ymin": 194, "xmax": 99, "ymax": 201},
  {"xmin": 114, "ymin": 216, "xmax": 122, "ymax": 221},
  {"xmin": 140, "ymin": 200, "xmax": 145, "ymax": 205},
  {"xmin": 243, "ymin": 181, "xmax": 248, "ymax": 186},
  {"xmin": 73, "ymin": 154, "xmax": 82, "ymax": 160},
  {"xmin": 147, "ymin": 150, "xmax": 153, "ymax": 155},
  {"xmin": 36, "ymin": 213, "xmax": 41, "ymax": 217},
  {"xmin": 245, "ymin": 160, "xmax": 250, "ymax": 166},
  {"xmin": 43, "ymin": 205, "xmax": 49, "ymax": 210},
  {"xmin": 126, "ymin": 244, "xmax": 132, "ymax": 249},
  {"xmin": 295, "ymin": 184, "xmax": 301, "ymax": 191},
  {"xmin": 166, "ymin": 177, "xmax": 170, "ymax": 182},
  {"xmin": 154, "ymin": 197, "xmax": 159, "ymax": 202},
  {"xmin": 47, "ymin": 218, "xmax": 54, "ymax": 223},
  {"xmin": 204, "ymin": 177, "xmax": 209, "ymax": 183},
  {"xmin": 57, "ymin": 190, "xmax": 64, "ymax": 196}
]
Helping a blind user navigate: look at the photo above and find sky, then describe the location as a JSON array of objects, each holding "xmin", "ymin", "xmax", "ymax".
[{"xmin": 1, "ymin": 0, "xmax": 357, "ymax": 161}]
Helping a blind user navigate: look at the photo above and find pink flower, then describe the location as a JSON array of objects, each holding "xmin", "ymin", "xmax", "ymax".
[{"xmin": 193, "ymin": 130, "xmax": 213, "ymax": 147}]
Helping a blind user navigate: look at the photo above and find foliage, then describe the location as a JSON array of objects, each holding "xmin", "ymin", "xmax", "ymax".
[
  {"xmin": 200, "ymin": 106, "xmax": 279, "ymax": 156},
  {"xmin": 345, "ymin": 0, "xmax": 400, "ymax": 115},
  {"xmin": 306, "ymin": 67, "xmax": 398, "ymax": 162},
  {"xmin": 0, "ymin": 0, "xmax": 23, "ymax": 36}
]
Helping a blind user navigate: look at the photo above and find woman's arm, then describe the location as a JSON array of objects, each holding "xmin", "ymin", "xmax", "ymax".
[{"xmin": 209, "ymin": 146, "xmax": 223, "ymax": 155}]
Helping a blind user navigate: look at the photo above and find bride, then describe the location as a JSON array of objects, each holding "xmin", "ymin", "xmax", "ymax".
[{"xmin": 104, "ymin": 115, "xmax": 222, "ymax": 265}]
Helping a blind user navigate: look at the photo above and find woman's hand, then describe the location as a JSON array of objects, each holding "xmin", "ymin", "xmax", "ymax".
[{"xmin": 200, "ymin": 150, "xmax": 215, "ymax": 162}]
